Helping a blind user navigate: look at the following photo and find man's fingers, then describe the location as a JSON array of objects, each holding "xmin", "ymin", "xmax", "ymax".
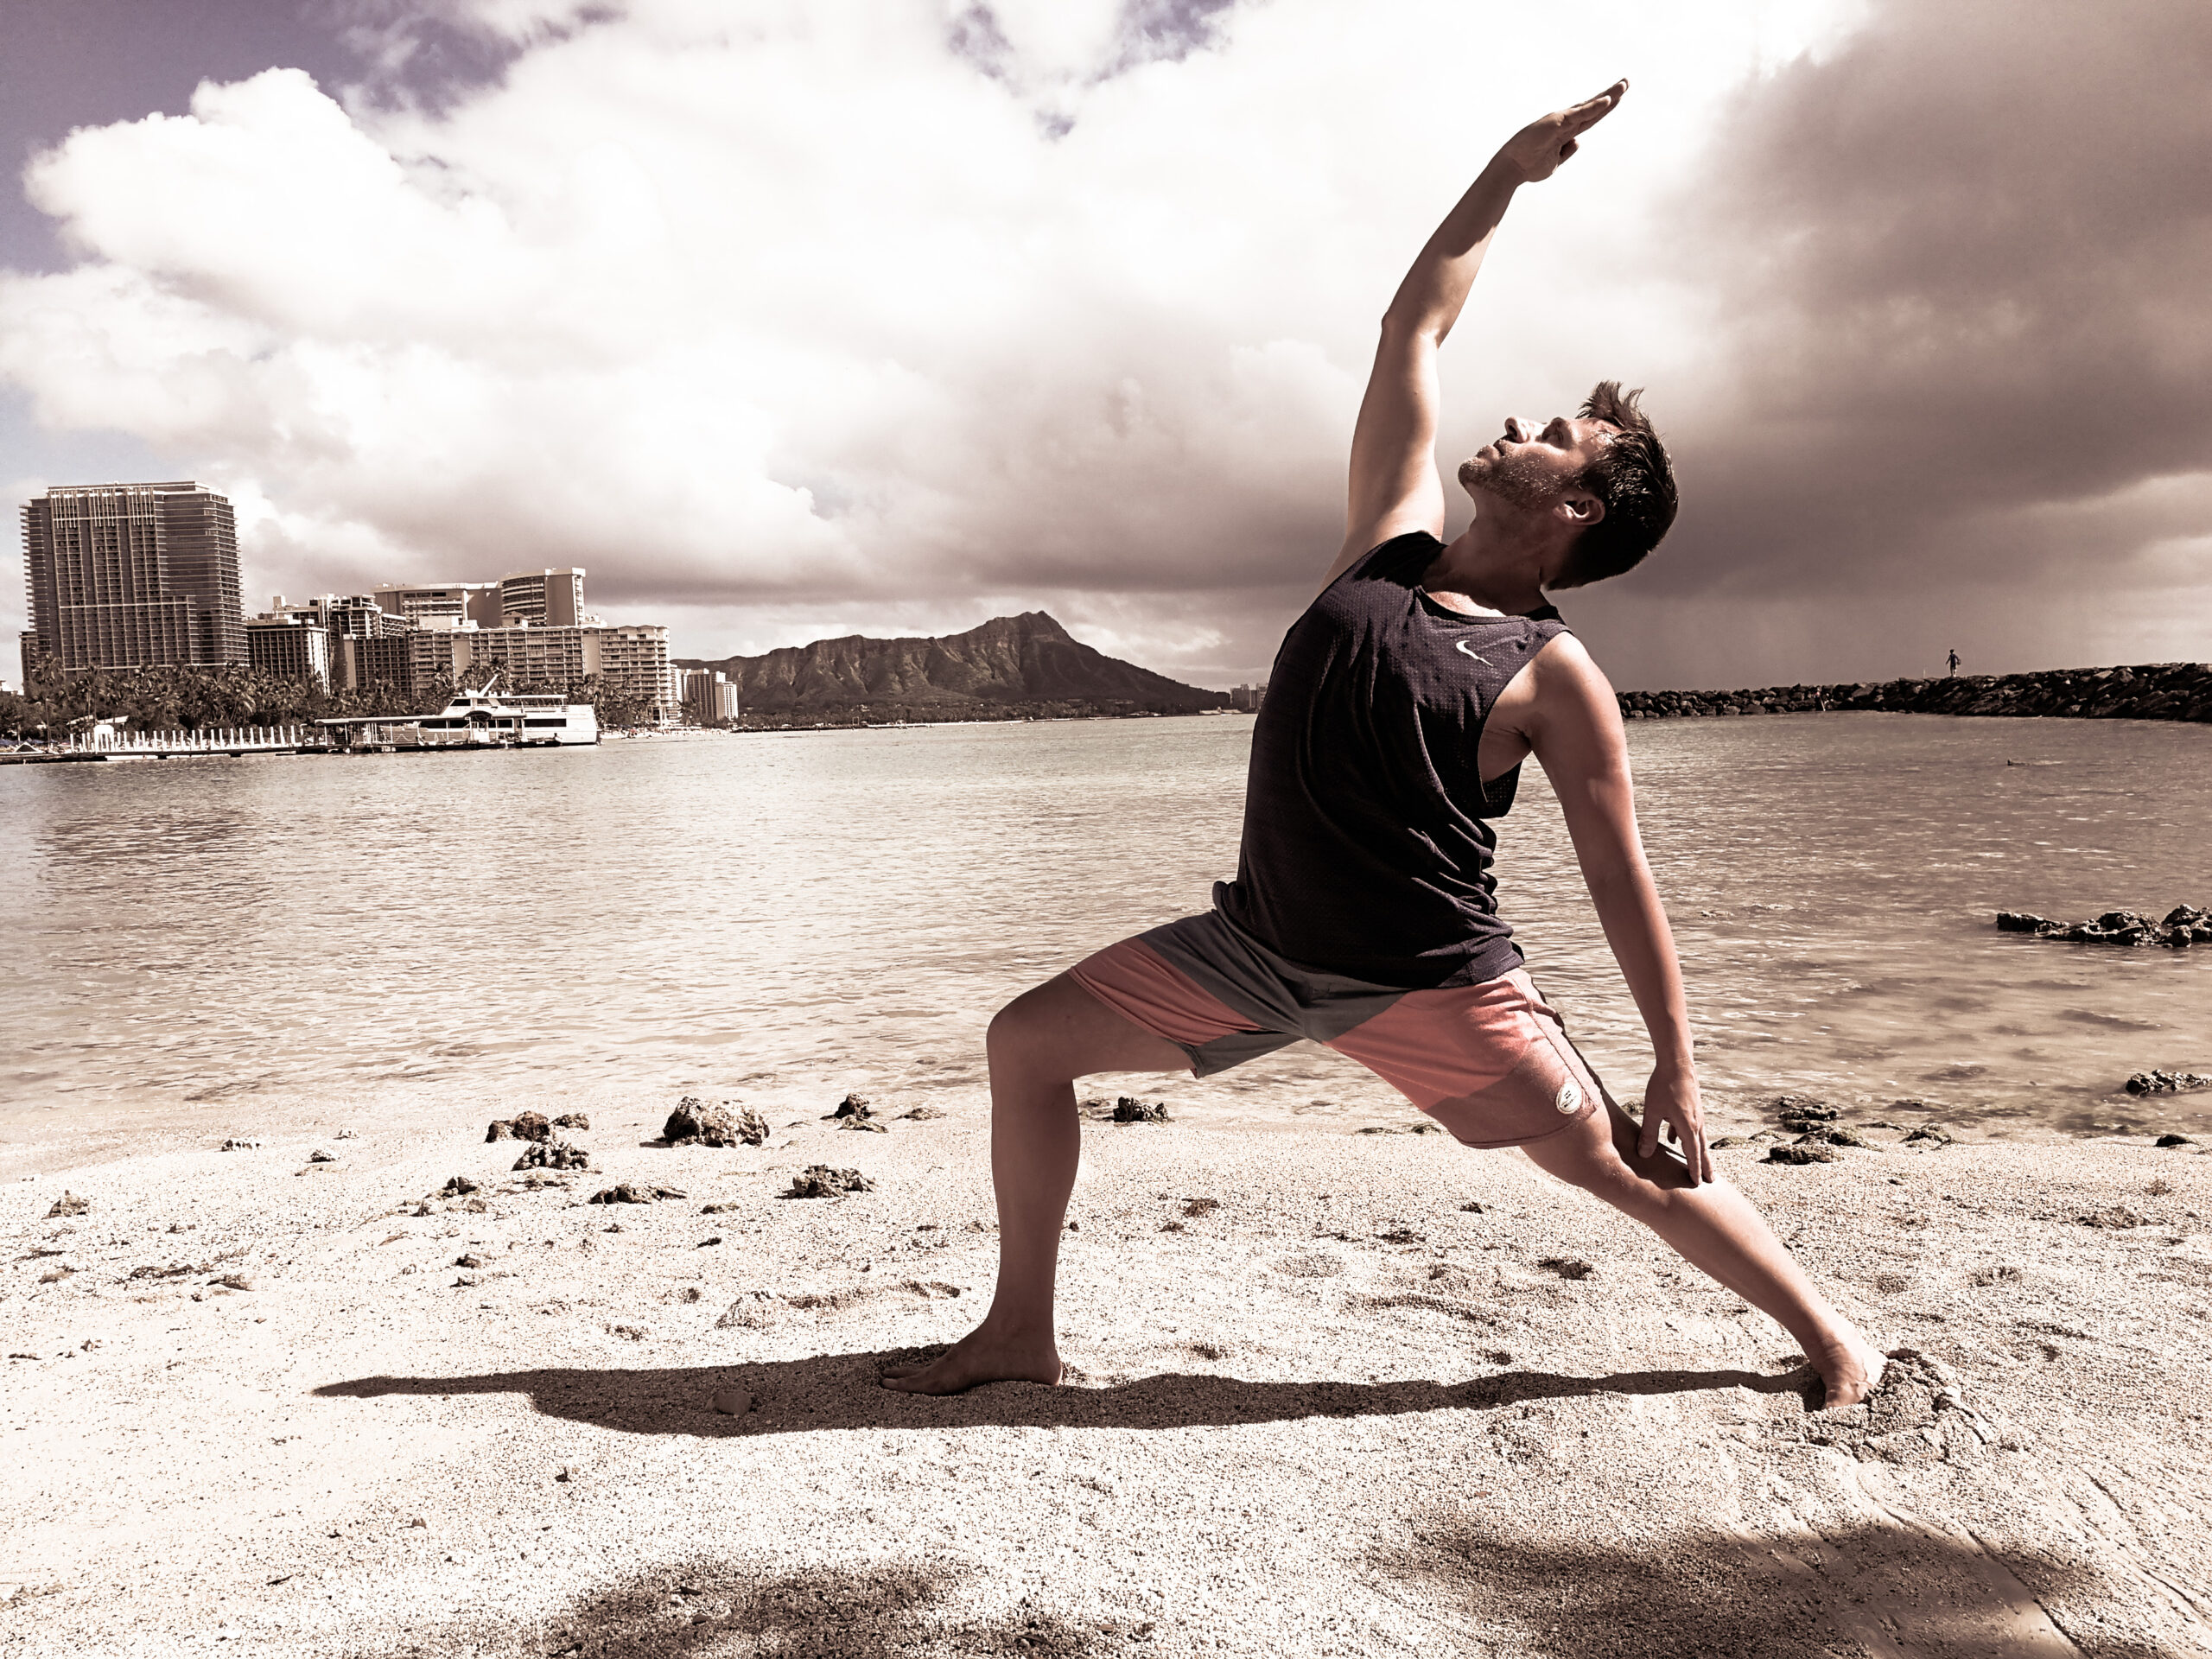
[
  {"xmin": 1567, "ymin": 80, "xmax": 1627, "ymax": 128},
  {"xmin": 1687, "ymin": 1125, "xmax": 1712, "ymax": 1185}
]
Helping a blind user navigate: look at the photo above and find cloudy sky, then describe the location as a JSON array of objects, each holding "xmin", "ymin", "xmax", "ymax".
[{"xmin": 3, "ymin": 0, "xmax": 2208, "ymax": 690}]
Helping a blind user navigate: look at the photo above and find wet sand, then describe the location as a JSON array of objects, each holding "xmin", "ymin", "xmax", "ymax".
[{"xmin": 3, "ymin": 1090, "xmax": 2209, "ymax": 1657}]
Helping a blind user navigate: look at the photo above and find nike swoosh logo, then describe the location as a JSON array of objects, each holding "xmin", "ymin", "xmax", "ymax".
[{"xmin": 1454, "ymin": 639, "xmax": 1491, "ymax": 665}]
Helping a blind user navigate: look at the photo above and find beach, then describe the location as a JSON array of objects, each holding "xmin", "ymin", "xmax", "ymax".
[{"xmin": 5, "ymin": 1084, "xmax": 2208, "ymax": 1657}]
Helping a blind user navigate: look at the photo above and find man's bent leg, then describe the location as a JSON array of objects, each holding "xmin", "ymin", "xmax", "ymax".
[
  {"xmin": 880, "ymin": 973, "xmax": 1188, "ymax": 1395},
  {"xmin": 1510, "ymin": 1043, "xmax": 1885, "ymax": 1406}
]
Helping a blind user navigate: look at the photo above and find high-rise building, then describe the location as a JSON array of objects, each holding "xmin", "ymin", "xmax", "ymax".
[
  {"xmin": 368, "ymin": 581, "xmax": 501, "ymax": 631},
  {"xmin": 395, "ymin": 620, "xmax": 677, "ymax": 718},
  {"xmin": 253, "ymin": 594, "xmax": 410, "ymax": 692},
  {"xmin": 498, "ymin": 568, "xmax": 585, "ymax": 628},
  {"xmin": 20, "ymin": 481, "xmax": 243, "ymax": 676},
  {"xmin": 677, "ymin": 667, "xmax": 740, "ymax": 726},
  {"xmin": 245, "ymin": 616, "xmax": 333, "ymax": 688},
  {"xmin": 269, "ymin": 593, "xmax": 407, "ymax": 641},
  {"xmin": 593, "ymin": 624, "xmax": 678, "ymax": 715},
  {"xmin": 350, "ymin": 632, "xmax": 413, "ymax": 694}
]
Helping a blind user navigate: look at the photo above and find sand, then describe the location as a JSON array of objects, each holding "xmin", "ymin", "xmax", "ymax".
[{"xmin": 3, "ymin": 1089, "xmax": 2209, "ymax": 1658}]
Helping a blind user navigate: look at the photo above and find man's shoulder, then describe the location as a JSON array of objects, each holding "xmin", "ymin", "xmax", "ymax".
[{"xmin": 1512, "ymin": 629, "xmax": 1622, "ymax": 735}]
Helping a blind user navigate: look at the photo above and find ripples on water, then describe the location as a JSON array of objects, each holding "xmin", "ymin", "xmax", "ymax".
[{"xmin": 3, "ymin": 713, "xmax": 2207, "ymax": 1138}]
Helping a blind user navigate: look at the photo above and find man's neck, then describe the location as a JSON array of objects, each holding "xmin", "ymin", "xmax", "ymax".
[{"xmin": 1422, "ymin": 524, "xmax": 1551, "ymax": 617}]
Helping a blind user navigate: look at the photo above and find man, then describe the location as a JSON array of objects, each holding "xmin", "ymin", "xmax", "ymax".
[{"xmin": 887, "ymin": 82, "xmax": 1885, "ymax": 1408}]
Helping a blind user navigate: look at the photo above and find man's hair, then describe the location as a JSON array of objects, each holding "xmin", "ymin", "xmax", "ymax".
[{"xmin": 1551, "ymin": 380, "xmax": 1676, "ymax": 589}]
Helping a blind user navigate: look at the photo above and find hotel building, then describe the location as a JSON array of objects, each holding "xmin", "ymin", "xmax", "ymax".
[
  {"xmin": 368, "ymin": 582, "xmax": 501, "ymax": 630},
  {"xmin": 401, "ymin": 620, "xmax": 676, "ymax": 712},
  {"xmin": 676, "ymin": 667, "xmax": 741, "ymax": 725},
  {"xmin": 237, "ymin": 566, "xmax": 676, "ymax": 716},
  {"xmin": 19, "ymin": 481, "xmax": 244, "ymax": 675},
  {"xmin": 496, "ymin": 568, "xmax": 585, "ymax": 628},
  {"xmin": 245, "ymin": 615, "xmax": 334, "ymax": 688}
]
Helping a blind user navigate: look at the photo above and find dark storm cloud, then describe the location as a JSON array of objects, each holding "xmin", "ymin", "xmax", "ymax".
[{"xmin": 1649, "ymin": 0, "xmax": 2212, "ymax": 600}]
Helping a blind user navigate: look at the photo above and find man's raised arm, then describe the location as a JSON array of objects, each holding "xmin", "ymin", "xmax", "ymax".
[{"xmin": 1325, "ymin": 80, "xmax": 1628, "ymax": 589}]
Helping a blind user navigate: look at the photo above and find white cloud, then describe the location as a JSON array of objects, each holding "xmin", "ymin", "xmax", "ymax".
[{"xmin": 4, "ymin": 0, "xmax": 1964, "ymax": 683}]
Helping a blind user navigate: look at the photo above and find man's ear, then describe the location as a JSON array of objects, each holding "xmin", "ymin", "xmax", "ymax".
[{"xmin": 1555, "ymin": 491, "xmax": 1605, "ymax": 526}]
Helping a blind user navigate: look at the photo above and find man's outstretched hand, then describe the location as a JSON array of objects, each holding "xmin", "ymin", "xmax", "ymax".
[
  {"xmin": 1641, "ymin": 1062, "xmax": 1713, "ymax": 1186},
  {"xmin": 1497, "ymin": 79, "xmax": 1628, "ymax": 184}
]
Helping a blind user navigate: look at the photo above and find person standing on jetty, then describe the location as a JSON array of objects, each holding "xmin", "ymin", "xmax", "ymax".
[{"xmin": 887, "ymin": 82, "xmax": 1887, "ymax": 1408}]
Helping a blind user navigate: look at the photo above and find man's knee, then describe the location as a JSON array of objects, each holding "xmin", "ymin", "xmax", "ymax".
[
  {"xmin": 1592, "ymin": 1107, "xmax": 1700, "ymax": 1194},
  {"xmin": 1529, "ymin": 1105, "xmax": 1694, "ymax": 1215},
  {"xmin": 986, "ymin": 985, "xmax": 1066, "ymax": 1081}
]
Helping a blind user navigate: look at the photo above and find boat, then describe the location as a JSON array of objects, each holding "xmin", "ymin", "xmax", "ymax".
[{"xmin": 316, "ymin": 688, "xmax": 600, "ymax": 752}]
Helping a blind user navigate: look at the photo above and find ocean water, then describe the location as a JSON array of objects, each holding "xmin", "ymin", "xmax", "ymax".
[{"xmin": 3, "ymin": 713, "xmax": 2208, "ymax": 1140}]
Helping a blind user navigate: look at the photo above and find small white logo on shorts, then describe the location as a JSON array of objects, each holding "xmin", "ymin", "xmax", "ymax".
[
  {"xmin": 1455, "ymin": 639, "xmax": 1491, "ymax": 665},
  {"xmin": 1554, "ymin": 1080, "xmax": 1582, "ymax": 1115}
]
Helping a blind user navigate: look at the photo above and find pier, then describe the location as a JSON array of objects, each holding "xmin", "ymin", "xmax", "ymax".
[{"xmin": 0, "ymin": 724, "xmax": 315, "ymax": 764}]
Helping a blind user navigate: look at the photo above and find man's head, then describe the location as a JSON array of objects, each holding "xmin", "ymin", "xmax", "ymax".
[{"xmin": 1455, "ymin": 380, "xmax": 1676, "ymax": 589}]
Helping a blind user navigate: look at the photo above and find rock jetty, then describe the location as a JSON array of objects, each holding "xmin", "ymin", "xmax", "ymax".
[
  {"xmin": 2126, "ymin": 1070, "xmax": 2212, "ymax": 1096},
  {"xmin": 1997, "ymin": 906, "xmax": 2211, "ymax": 947},
  {"xmin": 1617, "ymin": 661, "xmax": 2212, "ymax": 724}
]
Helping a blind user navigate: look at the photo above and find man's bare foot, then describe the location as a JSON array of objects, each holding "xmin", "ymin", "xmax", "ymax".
[
  {"xmin": 880, "ymin": 1325, "xmax": 1063, "ymax": 1395},
  {"xmin": 1808, "ymin": 1334, "xmax": 1887, "ymax": 1408}
]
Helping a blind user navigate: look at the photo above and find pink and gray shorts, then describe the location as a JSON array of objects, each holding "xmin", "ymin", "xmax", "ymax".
[{"xmin": 1070, "ymin": 910, "xmax": 1605, "ymax": 1149}]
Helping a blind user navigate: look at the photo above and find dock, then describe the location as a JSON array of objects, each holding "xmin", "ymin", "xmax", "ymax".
[{"xmin": 0, "ymin": 725, "xmax": 314, "ymax": 765}]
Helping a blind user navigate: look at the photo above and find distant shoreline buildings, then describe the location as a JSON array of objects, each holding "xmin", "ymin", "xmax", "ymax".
[{"xmin": 18, "ymin": 481, "xmax": 707, "ymax": 722}]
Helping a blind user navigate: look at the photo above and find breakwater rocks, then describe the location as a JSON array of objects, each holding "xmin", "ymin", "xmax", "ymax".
[
  {"xmin": 1618, "ymin": 661, "xmax": 2212, "ymax": 723},
  {"xmin": 1998, "ymin": 905, "xmax": 2212, "ymax": 947},
  {"xmin": 2129, "ymin": 1071, "xmax": 2212, "ymax": 1096}
]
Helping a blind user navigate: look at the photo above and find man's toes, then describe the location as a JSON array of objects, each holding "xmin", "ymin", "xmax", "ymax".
[{"xmin": 883, "ymin": 1366, "xmax": 959, "ymax": 1395}]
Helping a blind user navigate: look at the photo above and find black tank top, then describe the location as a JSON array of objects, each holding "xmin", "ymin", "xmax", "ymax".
[{"xmin": 1214, "ymin": 531, "xmax": 1570, "ymax": 988}]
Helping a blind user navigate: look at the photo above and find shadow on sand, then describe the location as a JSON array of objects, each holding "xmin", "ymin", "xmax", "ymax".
[
  {"xmin": 330, "ymin": 1517, "xmax": 2153, "ymax": 1659},
  {"xmin": 1376, "ymin": 1517, "xmax": 2159, "ymax": 1659},
  {"xmin": 314, "ymin": 1348, "xmax": 1814, "ymax": 1437},
  {"xmin": 350, "ymin": 1560, "xmax": 1119, "ymax": 1658}
]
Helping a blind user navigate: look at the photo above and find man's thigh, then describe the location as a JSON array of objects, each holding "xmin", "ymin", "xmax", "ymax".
[
  {"xmin": 992, "ymin": 972, "xmax": 1193, "ymax": 1083},
  {"xmin": 1325, "ymin": 969, "xmax": 1601, "ymax": 1148}
]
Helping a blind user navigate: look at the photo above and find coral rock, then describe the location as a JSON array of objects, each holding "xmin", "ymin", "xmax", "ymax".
[
  {"xmin": 664, "ymin": 1096, "xmax": 769, "ymax": 1147},
  {"xmin": 1767, "ymin": 1144, "xmax": 1837, "ymax": 1165},
  {"xmin": 785, "ymin": 1166, "xmax": 875, "ymax": 1199},
  {"xmin": 514, "ymin": 1139, "xmax": 592, "ymax": 1172}
]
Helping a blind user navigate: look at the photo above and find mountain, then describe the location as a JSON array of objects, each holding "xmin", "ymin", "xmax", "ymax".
[{"xmin": 676, "ymin": 611, "xmax": 1230, "ymax": 721}]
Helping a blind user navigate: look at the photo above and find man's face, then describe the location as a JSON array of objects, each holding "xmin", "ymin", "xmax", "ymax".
[{"xmin": 1457, "ymin": 414, "xmax": 1616, "ymax": 511}]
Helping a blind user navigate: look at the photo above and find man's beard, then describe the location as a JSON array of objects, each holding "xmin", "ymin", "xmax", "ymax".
[{"xmin": 1459, "ymin": 448, "xmax": 1560, "ymax": 511}]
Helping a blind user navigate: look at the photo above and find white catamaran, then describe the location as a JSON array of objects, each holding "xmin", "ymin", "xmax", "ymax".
[{"xmin": 317, "ymin": 688, "xmax": 600, "ymax": 752}]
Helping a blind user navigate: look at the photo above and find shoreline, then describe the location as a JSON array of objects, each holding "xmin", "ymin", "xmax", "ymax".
[
  {"xmin": 5, "ymin": 1066, "xmax": 2208, "ymax": 1187},
  {"xmin": 4, "ymin": 1098, "xmax": 2206, "ymax": 1655},
  {"xmin": 12, "ymin": 670, "xmax": 2210, "ymax": 752}
]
